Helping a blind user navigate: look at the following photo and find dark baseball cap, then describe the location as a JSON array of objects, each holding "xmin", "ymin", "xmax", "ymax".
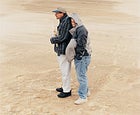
[{"xmin": 52, "ymin": 7, "xmax": 67, "ymax": 13}]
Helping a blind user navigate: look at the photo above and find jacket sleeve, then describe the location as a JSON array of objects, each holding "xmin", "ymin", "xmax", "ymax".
[
  {"xmin": 76, "ymin": 28, "xmax": 87, "ymax": 47},
  {"xmin": 51, "ymin": 19, "xmax": 71, "ymax": 44},
  {"xmin": 66, "ymin": 39, "xmax": 77, "ymax": 62}
]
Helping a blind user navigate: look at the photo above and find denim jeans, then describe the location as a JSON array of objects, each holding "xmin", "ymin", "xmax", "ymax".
[{"xmin": 74, "ymin": 56, "xmax": 91, "ymax": 99}]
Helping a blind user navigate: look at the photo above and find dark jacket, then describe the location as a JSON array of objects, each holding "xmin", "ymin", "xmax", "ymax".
[
  {"xmin": 50, "ymin": 14, "xmax": 72, "ymax": 56},
  {"xmin": 73, "ymin": 25, "xmax": 90, "ymax": 60},
  {"xmin": 69, "ymin": 13, "xmax": 91, "ymax": 60}
]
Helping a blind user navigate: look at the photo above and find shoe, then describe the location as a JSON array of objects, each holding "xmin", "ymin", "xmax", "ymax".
[
  {"xmin": 57, "ymin": 91, "xmax": 71, "ymax": 98},
  {"xmin": 56, "ymin": 87, "xmax": 63, "ymax": 92},
  {"xmin": 87, "ymin": 90, "xmax": 91, "ymax": 97},
  {"xmin": 74, "ymin": 97, "xmax": 87, "ymax": 105}
]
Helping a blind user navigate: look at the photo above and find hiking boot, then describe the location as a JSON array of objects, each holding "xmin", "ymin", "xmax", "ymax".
[
  {"xmin": 57, "ymin": 91, "xmax": 71, "ymax": 98},
  {"xmin": 74, "ymin": 97, "xmax": 87, "ymax": 105},
  {"xmin": 56, "ymin": 87, "xmax": 63, "ymax": 92}
]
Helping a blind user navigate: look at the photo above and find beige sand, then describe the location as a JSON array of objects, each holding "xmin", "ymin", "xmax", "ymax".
[{"xmin": 0, "ymin": 0, "xmax": 140, "ymax": 114}]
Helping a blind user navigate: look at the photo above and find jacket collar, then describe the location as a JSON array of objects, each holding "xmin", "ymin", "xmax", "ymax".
[
  {"xmin": 60, "ymin": 13, "xmax": 68, "ymax": 22},
  {"xmin": 69, "ymin": 25, "xmax": 83, "ymax": 35}
]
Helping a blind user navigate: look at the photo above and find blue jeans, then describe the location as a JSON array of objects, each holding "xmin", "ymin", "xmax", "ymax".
[{"xmin": 74, "ymin": 56, "xmax": 91, "ymax": 99}]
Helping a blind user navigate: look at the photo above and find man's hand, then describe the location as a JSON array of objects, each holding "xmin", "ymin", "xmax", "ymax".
[{"xmin": 50, "ymin": 37, "xmax": 56, "ymax": 44}]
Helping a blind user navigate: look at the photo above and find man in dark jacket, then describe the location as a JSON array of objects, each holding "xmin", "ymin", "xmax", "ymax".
[{"xmin": 50, "ymin": 7, "xmax": 72, "ymax": 98}]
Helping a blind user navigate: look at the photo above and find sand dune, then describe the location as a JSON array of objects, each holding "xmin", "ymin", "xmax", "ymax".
[{"xmin": 0, "ymin": 0, "xmax": 140, "ymax": 114}]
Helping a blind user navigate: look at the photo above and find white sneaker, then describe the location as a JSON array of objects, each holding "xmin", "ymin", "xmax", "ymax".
[
  {"xmin": 74, "ymin": 97, "xmax": 87, "ymax": 105},
  {"xmin": 87, "ymin": 90, "xmax": 91, "ymax": 97}
]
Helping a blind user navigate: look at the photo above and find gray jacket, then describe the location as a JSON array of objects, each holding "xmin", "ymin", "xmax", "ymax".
[{"xmin": 66, "ymin": 13, "xmax": 92, "ymax": 61}]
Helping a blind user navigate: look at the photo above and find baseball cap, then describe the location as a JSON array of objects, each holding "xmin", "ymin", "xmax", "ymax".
[{"xmin": 52, "ymin": 7, "xmax": 67, "ymax": 13}]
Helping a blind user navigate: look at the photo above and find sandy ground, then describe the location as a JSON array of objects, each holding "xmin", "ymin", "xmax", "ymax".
[{"xmin": 0, "ymin": 0, "xmax": 140, "ymax": 115}]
